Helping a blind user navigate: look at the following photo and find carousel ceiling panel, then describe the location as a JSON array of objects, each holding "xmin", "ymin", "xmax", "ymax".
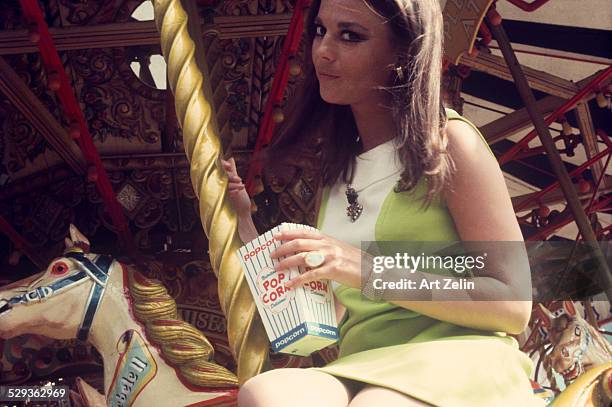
[
  {"xmin": 0, "ymin": 0, "xmax": 303, "ymax": 175},
  {"xmin": 57, "ymin": 0, "xmax": 145, "ymax": 27},
  {"xmin": 0, "ymin": 94, "xmax": 64, "ymax": 184},
  {"xmin": 67, "ymin": 46, "xmax": 165, "ymax": 155},
  {"xmin": 0, "ymin": 52, "xmax": 69, "ymax": 185}
]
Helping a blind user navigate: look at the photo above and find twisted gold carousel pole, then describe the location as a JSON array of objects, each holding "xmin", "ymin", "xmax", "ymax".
[{"xmin": 152, "ymin": 0, "xmax": 269, "ymax": 385}]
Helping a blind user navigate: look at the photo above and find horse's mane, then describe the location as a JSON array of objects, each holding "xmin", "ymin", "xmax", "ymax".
[
  {"xmin": 582, "ymin": 318, "xmax": 612, "ymax": 355},
  {"xmin": 126, "ymin": 267, "xmax": 237, "ymax": 388}
]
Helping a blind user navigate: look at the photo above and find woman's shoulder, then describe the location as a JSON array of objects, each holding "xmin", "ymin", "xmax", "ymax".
[
  {"xmin": 444, "ymin": 107, "xmax": 462, "ymax": 120},
  {"xmin": 443, "ymin": 108, "xmax": 495, "ymax": 159},
  {"xmin": 440, "ymin": 107, "xmax": 499, "ymax": 204}
]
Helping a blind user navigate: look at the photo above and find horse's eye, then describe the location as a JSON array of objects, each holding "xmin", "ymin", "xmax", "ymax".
[
  {"xmin": 574, "ymin": 326, "xmax": 581, "ymax": 336},
  {"xmin": 51, "ymin": 261, "xmax": 69, "ymax": 276}
]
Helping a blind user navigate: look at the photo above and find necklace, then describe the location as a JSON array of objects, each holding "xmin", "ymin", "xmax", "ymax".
[
  {"xmin": 345, "ymin": 185, "xmax": 362, "ymax": 222},
  {"xmin": 345, "ymin": 171, "xmax": 401, "ymax": 222}
]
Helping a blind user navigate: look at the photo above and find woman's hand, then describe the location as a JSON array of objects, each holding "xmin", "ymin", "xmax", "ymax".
[
  {"xmin": 220, "ymin": 157, "xmax": 252, "ymax": 217},
  {"xmin": 270, "ymin": 229, "xmax": 366, "ymax": 290}
]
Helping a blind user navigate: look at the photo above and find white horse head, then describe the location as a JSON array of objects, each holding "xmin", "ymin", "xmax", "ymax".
[
  {"xmin": 0, "ymin": 225, "xmax": 239, "ymax": 406},
  {"xmin": 0, "ymin": 224, "xmax": 111, "ymax": 341}
]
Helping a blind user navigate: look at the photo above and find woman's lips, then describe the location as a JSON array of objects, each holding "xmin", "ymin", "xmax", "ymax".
[{"xmin": 319, "ymin": 73, "xmax": 340, "ymax": 80}]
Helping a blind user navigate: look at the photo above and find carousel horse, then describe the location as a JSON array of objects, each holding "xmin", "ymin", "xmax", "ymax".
[
  {"xmin": 538, "ymin": 302, "xmax": 611, "ymax": 382},
  {"xmin": 0, "ymin": 225, "xmax": 238, "ymax": 406},
  {"xmin": 536, "ymin": 303, "xmax": 612, "ymax": 406}
]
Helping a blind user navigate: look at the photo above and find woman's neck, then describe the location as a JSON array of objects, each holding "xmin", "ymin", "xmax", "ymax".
[{"xmin": 351, "ymin": 98, "xmax": 397, "ymax": 153}]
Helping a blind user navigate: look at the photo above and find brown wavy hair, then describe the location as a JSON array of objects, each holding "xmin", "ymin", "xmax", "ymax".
[{"xmin": 260, "ymin": 0, "xmax": 453, "ymax": 210}]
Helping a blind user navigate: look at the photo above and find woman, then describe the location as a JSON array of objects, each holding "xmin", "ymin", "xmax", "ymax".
[{"xmin": 222, "ymin": 0, "xmax": 541, "ymax": 405}]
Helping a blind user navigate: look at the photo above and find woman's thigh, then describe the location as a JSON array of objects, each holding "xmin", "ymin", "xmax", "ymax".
[
  {"xmin": 238, "ymin": 368, "xmax": 353, "ymax": 407},
  {"xmin": 348, "ymin": 385, "xmax": 434, "ymax": 407}
]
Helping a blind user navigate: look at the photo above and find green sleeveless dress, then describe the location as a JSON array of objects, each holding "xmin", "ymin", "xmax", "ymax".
[{"xmin": 309, "ymin": 109, "xmax": 544, "ymax": 406}]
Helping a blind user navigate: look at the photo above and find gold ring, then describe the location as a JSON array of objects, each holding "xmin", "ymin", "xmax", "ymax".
[{"xmin": 304, "ymin": 251, "xmax": 325, "ymax": 268}]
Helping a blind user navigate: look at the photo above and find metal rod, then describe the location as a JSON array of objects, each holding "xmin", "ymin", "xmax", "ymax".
[
  {"xmin": 499, "ymin": 66, "xmax": 612, "ymax": 165},
  {"xmin": 527, "ymin": 196, "xmax": 611, "ymax": 241},
  {"xmin": 515, "ymin": 146, "xmax": 612, "ymax": 212},
  {"xmin": 487, "ymin": 16, "xmax": 612, "ymax": 302}
]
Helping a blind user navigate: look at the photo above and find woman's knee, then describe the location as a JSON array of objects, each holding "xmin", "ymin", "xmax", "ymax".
[{"xmin": 238, "ymin": 368, "xmax": 351, "ymax": 407}]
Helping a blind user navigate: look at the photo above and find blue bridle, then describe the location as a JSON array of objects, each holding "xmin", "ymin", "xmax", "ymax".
[{"xmin": 5, "ymin": 251, "xmax": 113, "ymax": 341}]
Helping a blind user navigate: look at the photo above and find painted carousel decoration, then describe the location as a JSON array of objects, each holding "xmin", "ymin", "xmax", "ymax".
[{"xmin": 0, "ymin": 225, "xmax": 238, "ymax": 406}]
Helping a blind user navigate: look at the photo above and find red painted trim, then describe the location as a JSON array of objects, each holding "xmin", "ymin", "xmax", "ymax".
[
  {"xmin": 18, "ymin": 0, "xmax": 132, "ymax": 248},
  {"xmin": 499, "ymin": 66, "xmax": 612, "ymax": 166},
  {"xmin": 526, "ymin": 195, "xmax": 611, "ymax": 240},
  {"xmin": 245, "ymin": 0, "xmax": 311, "ymax": 195},
  {"xmin": 571, "ymin": 153, "xmax": 611, "ymax": 241},
  {"xmin": 0, "ymin": 215, "xmax": 45, "ymax": 267},
  {"xmin": 184, "ymin": 392, "xmax": 238, "ymax": 406},
  {"xmin": 478, "ymin": 23, "xmax": 492, "ymax": 46},
  {"xmin": 505, "ymin": 0, "xmax": 552, "ymax": 12},
  {"xmin": 514, "ymin": 146, "xmax": 611, "ymax": 213}
]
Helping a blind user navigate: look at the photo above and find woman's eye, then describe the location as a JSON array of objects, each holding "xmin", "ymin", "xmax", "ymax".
[
  {"xmin": 314, "ymin": 24, "xmax": 326, "ymax": 36},
  {"xmin": 340, "ymin": 31, "xmax": 362, "ymax": 42}
]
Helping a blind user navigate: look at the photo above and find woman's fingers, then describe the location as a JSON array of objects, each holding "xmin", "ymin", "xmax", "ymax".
[
  {"xmin": 228, "ymin": 186, "xmax": 245, "ymax": 193},
  {"xmin": 273, "ymin": 252, "xmax": 316, "ymax": 272},
  {"xmin": 270, "ymin": 239, "xmax": 324, "ymax": 260},
  {"xmin": 229, "ymin": 157, "xmax": 238, "ymax": 172},
  {"xmin": 221, "ymin": 159, "xmax": 245, "ymax": 188},
  {"xmin": 274, "ymin": 229, "xmax": 324, "ymax": 241},
  {"xmin": 221, "ymin": 158, "xmax": 238, "ymax": 175},
  {"xmin": 285, "ymin": 266, "xmax": 330, "ymax": 289}
]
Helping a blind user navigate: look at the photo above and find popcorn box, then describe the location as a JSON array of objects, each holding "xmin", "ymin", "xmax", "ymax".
[{"xmin": 237, "ymin": 223, "xmax": 339, "ymax": 356}]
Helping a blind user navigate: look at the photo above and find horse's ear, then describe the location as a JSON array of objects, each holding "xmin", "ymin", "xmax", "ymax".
[
  {"xmin": 69, "ymin": 224, "xmax": 90, "ymax": 253},
  {"xmin": 536, "ymin": 303, "xmax": 556, "ymax": 328},
  {"xmin": 561, "ymin": 300, "xmax": 577, "ymax": 317},
  {"xmin": 64, "ymin": 237, "xmax": 75, "ymax": 251}
]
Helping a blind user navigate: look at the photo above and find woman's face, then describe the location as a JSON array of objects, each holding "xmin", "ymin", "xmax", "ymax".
[{"xmin": 311, "ymin": 0, "xmax": 399, "ymax": 106}]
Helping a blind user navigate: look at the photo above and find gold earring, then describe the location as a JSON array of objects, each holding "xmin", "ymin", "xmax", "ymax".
[
  {"xmin": 395, "ymin": 65, "xmax": 405, "ymax": 82},
  {"xmin": 395, "ymin": 64, "xmax": 405, "ymax": 82}
]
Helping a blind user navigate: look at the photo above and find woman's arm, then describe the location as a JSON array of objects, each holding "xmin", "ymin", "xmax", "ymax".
[
  {"xmin": 386, "ymin": 119, "xmax": 532, "ymax": 334},
  {"xmin": 221, "ymin": 157, "xmax": 260, "ymax": 243},
  {"xmin": 237, "ymin": 213, "xmax": 260, "ymax": 243}
]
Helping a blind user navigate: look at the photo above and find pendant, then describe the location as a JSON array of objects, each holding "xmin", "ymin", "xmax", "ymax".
[{"xmin": 345, "ymin": 185, "xmax": 363, "ymax": 222}]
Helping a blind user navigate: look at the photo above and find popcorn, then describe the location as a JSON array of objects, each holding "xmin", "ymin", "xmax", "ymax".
[{"xmin": 237, "ymin": 223, "xmax": 339, "ymax": 356}]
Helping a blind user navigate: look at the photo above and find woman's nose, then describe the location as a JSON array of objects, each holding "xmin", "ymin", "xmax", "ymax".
[{"xmin": 313, "ymin": 36, "xmax": 335, "ymax": 63}]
